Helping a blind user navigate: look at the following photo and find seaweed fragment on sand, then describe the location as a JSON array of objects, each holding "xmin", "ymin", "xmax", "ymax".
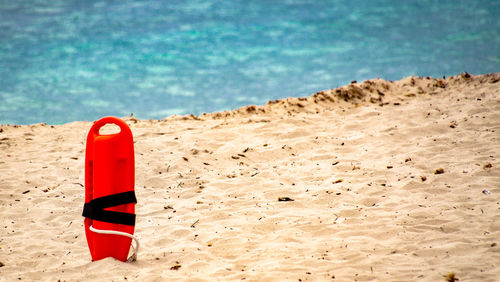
[
  {"xmin": 170, "ymin": 263, "xmax": 182, "ymax": 270},
  {"xmin": 444, "ymin": 272, "xmax": 459, "ymax": 282}
]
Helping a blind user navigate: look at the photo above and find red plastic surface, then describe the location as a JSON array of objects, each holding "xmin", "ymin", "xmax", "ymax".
[{"xmin": 84, "ymin": 117, "xmax": 135, "ymax": 262}]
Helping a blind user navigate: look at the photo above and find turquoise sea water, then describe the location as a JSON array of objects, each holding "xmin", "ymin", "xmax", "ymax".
[{"xmin": 0, "ymin": 0, "xmax": 499, "ymax": 124}]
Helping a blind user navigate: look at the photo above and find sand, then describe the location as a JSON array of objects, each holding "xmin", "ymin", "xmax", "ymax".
[{"xmin": 1, "ymin": 73, "xmax": 499, "ymax": 281}]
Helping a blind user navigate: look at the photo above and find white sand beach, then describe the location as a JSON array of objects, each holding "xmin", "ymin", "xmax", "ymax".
[{"xmin": 1, "ymin": 73, "xmax": 499, "ymax": 281}]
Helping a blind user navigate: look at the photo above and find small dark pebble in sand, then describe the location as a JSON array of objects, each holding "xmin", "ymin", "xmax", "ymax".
[
  {"xmin": 434, "ymin": 168, "xmax": 444, "ymax": 174},
  {"xmin": 421, "ymin": 176, "xmax": 427, "ymax": 182},
  {"xmin": 484, "ymin": 163, "xmax": 492, "ymax": 169},
  {"xmin": 170, "ymin": 263, "xmax": 182, "ymax": 270},
  {"xmin": 0, "ymin": 261, "xmax": 4, "ymax": 267},
  {"xmin": 491, "ymin": 243, "xmax": 497, "ymax": 247},
  {"xmin": 278, "ymin": 197, "xmax": 294, "ymax": 202},
  {"xmin": 22, "ymin": 190, "xmax": 30, "ymax": 194}
]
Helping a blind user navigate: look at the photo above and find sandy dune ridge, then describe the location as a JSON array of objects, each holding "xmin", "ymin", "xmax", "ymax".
[{"xmin": 1, "ymin": 73, "xmax": 499, "ymax": 281}]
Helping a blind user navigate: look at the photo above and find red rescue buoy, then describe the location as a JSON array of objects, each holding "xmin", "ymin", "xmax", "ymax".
[{"xmin": 82, "ymin": 117, "xmax": 137, "ymax": 262}]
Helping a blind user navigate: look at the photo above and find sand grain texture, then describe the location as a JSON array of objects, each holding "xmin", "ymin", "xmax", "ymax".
[{"xmin": 1, "ymin": 73, "xmax": 499, "ymax": 281}]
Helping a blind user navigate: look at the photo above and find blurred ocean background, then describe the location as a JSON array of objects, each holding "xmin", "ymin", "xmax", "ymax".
[{"xmin": 0, "ymin": 0, "xmax": 499, "ymax": 124}]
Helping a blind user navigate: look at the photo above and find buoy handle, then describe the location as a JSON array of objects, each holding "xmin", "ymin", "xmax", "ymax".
[{"xmin": 91, "ymin": 116, "xmax": 132, "ymax": 137}]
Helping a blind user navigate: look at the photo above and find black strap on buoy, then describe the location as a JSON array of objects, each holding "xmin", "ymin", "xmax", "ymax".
[{"xmin": 82, "ymin": 191, "xmax": 137, "ymax": 226}]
